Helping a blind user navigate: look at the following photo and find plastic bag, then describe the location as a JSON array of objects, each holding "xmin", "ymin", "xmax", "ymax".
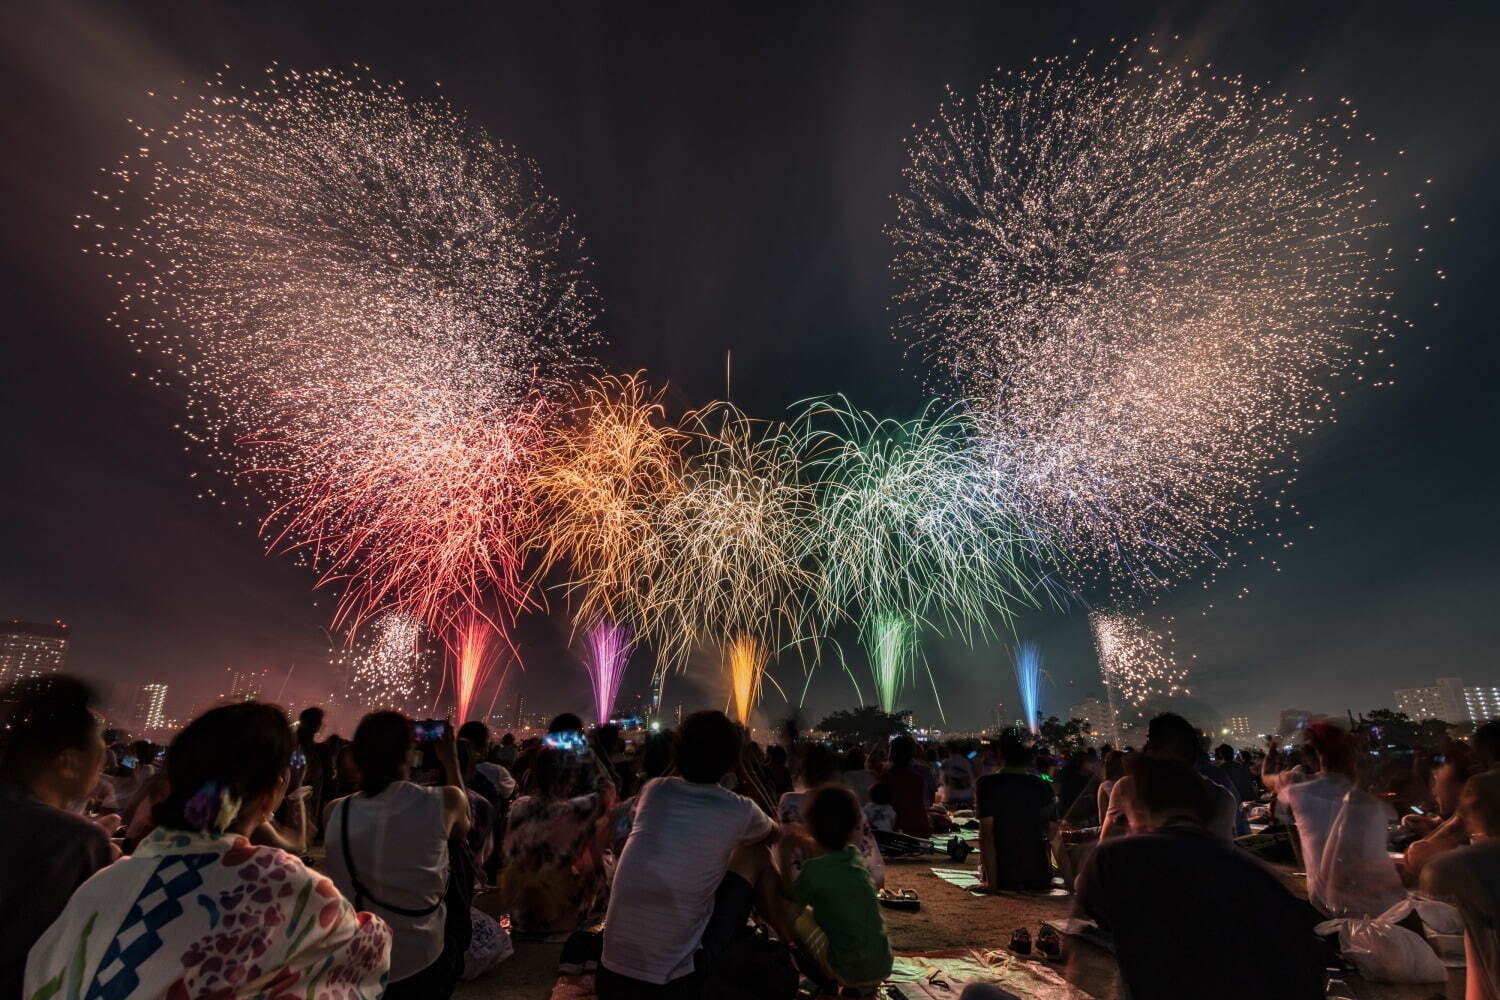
[
  {"xmin": 462, "ymin": 907, "xmax": 514, "ymax": 980},
  {"xmin": 1315, "ymin": 895, "xmax": 1452, "ymax": 984}
]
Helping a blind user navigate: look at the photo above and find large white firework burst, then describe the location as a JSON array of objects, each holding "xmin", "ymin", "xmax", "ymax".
[{"xmin": 891, "ymin": 43, "xmax": 1406, "ymax": 596}]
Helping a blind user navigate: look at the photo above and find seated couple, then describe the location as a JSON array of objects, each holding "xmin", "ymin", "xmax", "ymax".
[{"xmin": 597, "ymin": 711, "xmax": 892, "ymax": 998}]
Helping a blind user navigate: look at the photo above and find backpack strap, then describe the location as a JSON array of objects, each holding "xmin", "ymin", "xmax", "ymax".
[{"xmin": 339, "ymin": 796, "xmax": 443, "ymax": 917}]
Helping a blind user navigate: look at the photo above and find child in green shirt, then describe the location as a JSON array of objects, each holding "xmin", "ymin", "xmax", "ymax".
[{"xmin": 779, "ymin": 784, "xmax": 894, "ymax": 988}]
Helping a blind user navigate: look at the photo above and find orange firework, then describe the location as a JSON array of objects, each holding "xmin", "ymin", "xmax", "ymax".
[
  {"xmin": 725, "ymin": 634, "xmax": 770, "ymax": 726},
  {"xmin": 534, "ymin": 372, "xmax": 686, "ymax": 627}
]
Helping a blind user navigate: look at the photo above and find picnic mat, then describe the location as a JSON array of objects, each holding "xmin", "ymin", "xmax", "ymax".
[
  {"xmin": 929, "ymin": 868, "xmax": 1070, "ymax": 898},
  {"xmin": 884, "ymin": 950, "xmax": 1093, "ymax": 1000},
  {"xmin": 546, "ymin": 952, "xmax": 1093, "ymax": 1000}
]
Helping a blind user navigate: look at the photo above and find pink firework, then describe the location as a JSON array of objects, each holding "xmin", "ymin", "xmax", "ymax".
[{"xmin": 582, "ymin": 620, "xmax": 632, "ymax": 726}]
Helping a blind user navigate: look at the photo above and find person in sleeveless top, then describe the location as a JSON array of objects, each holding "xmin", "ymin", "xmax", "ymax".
[{"xmin": 324, "ymin": 712, "xmax": 471, "ymax": 1000}]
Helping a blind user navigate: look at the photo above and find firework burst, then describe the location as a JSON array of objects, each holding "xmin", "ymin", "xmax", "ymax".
[
  {"xmin": 1089, "ymin": 610, "xmax": 1189, "ymax": 707},
  {"xmin": 83, "ymin": 66, "xmax": 600, "ymax": 638},
  {"xmin": 796, "ymin": 398, "xmax": 1050, "ymax": 708},
  {"xmin": 641, "ymin": 403, "xmax": 818, "ymax": 672},
  {"xmin": 891, "ymin": 43, "xmax": 1407, "ymax": 595},
  {"xmin": 331, "ymin": 611, "xmax": 431, "ymax": 714},
  {"xmin": 534, "ymin": 373, "xmax": 686, "ymax": 627}
]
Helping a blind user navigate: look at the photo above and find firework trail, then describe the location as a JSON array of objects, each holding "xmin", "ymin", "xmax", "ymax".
[
  {"xmin": 725, "ymin": 634, "xmax": 771, "ymax": 726},
  {"xmin": 891, "ymin": 43, "xmax": 1409, "ymax": 596},
  {"xmin": 1089, "ymin": 610, "xmax": 1188, "ymax": 707},
  {"xmin": 452, "ymin": 613, "xmax": 506, "ymax": 723},
  {"xmin": 867, "ymin": 613, "xmax": 917, "ymax": 714},
  {"xmin": 581, "ymin": 620, "xmax": 633, "ymax": 726},
  {"xmin": 796, "ymin": 398, "xmax": 1051, "ymax": 707},
  {"xmin": 1011, "ymin": 640, "xmax": 1042, "ymax": 734},
  {"xmin": 83, "ymin": 67, "xmax": 600, "ymax": 639},
  {"xmin": 534, "ymin": 373, "xmax": 686, "ymax": 627}
]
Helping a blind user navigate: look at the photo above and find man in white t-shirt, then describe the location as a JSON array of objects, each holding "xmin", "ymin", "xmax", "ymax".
[{"xmin": 598, "ymin": 710, "xmax": 780, "ymax": 998}]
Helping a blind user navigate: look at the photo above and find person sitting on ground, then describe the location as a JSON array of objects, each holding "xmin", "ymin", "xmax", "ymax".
[
  {"xmin": 777, "ymin": 743, "xmax": 885, "ymax": 889},
  {"xmin": 499, "ymin": 738, "xmax": 617, "ymax": 938},
  {"xmin": 1422, "ymin": 769, "xmax": 1500, "ymax": 1000},
  {"xmin": 596, "ymin": 724, "xmax": 639, "ymax": 798},
  {"xmin": 1216, "ymin": 743, "xmax": 1257, "ymax": 804},
  {"xmin": 455, "ymin": 738, "xmax": 497, "ymax": 873},
  {"xmin": 1095, "ymin": 749, "xmax": 1126, "ymax": 825},
  {"xmin": 873, "ymin": 735, "xmax": 933, "ymax": 838},
  {"xmin": 597, "ymin": 711, "xmax": 783, "ymax": 998},
  {"xmin": 1262, "ymin": 739, "xmax": 1318, "ymax": 796},
  {"xmin": 765, "ymin": 743, "xmax": 794, "ymax": 801},
  {"xmin": 1278, "ymin": 721, "xmax": 1405, "ymax": 918},
  {"xmin": 1075, "ymin": 754, "xmax": 1325, "ymax": 1000},
  {"xmin": 842, "ymin": 748, "xmax": 875, "ymax": 806},
  {"xmin": 0, "ymin": 677, "xmax": 113, "ymax": 999},
  {"xmin": 976, "ymin": 728, "xmax": 1058, "ymax": 892},
  {"xmin": 1100, "ymin": 713, "xmax": 1238, "ymax": 842},
  {"xmin": 324, "ymin": 712, "xmax": 472, "ymax": 1000},
  {"xmin": 331, "ymin": 740, "xmax": 361, "ymax": 799},
  {"xmin": 940, "ymin": 742, "xmax": 978, "ymax": 809},
  {"xmin": 26, "ymin": 701, "xmax": 390, "ymax": 999},
  {"xmin": 1404, "ymin": 742, "xmax": 1477, "ymax": 883},
  {"xmin": 865, "ymin": 782, "xmax": 897, "ymax": 833},
  {"xmin": 458, "ymin": 720, "xmax": 518, "ymax": 807},
  {"xmin": 1054, "ymin": 750, "xmax": 1095, "ymax": 818},
  {"xmin": 293, "ymin": 705, "xmax": 332, "ymax": 833},
  {"xmin": 778, "ymin": 786, "xmax": 893, "ymax": 990},
  {"xmin": 494, "ymin": 731, "xmax": 519, "ymax": 767}
]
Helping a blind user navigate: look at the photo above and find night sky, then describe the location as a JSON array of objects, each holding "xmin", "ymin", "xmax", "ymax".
[{"xmin": 2, "ymin": 0, "xmax": 1497, "ymax": 733}]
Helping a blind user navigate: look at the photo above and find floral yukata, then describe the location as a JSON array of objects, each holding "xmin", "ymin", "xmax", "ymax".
[
  {"xmin": 26, "ymin": 827, "xmax": 390, "ymax": 1000},
  {"xmin": 499, "ymin": 774, "xmax": 616, "ymax": 938}
]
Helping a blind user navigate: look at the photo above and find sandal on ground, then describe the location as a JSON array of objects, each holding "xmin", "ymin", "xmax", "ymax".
[{"xmin": 878, "ymin": 888, "xmax": 921, "ymax": 911}]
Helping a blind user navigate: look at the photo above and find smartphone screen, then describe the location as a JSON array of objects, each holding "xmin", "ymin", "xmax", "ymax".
[
  {"xmin": 413, "ymin": 720, "xmax": 449, "ymax": 743},
  {"xmin": 543, "ymin": 731, "xmax": 587, "ymax": 753}
]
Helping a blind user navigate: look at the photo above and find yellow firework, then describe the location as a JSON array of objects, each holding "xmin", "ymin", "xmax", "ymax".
[{"xmin": 725, "ymin": 633, "xmax": 771, "ymax": 726}]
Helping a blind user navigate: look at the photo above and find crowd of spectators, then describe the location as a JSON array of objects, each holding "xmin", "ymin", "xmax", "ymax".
[{"xmin": 5, "ymin": 672, "xmax": 1499, "ymax": 1000}]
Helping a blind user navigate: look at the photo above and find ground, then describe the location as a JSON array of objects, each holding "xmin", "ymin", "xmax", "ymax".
[{"xmin": 452, "ymin": 851, "xmax": 1458, "ymax": 1000}]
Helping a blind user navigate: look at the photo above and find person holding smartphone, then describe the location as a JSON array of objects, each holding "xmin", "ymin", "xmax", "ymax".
[{"xmin": 324, "ymin": 713, "xmax": 472, "ymax": 1000}]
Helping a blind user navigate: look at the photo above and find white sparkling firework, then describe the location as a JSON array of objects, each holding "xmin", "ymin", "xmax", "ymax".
[
  {"xmin": 334, "ymin": 611, "xmax": 430, "ymax": 713},
  {"xmin": 82, "ymin": 66, "xmax": 600, "ymax": 637},
  {"xmin": 1089, "ymin": 610, "xmax": 1189, "ymax": 706},
  {"xmin": 891, "ymin": 43, "xmax": 1415, "ymax": 596}
]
